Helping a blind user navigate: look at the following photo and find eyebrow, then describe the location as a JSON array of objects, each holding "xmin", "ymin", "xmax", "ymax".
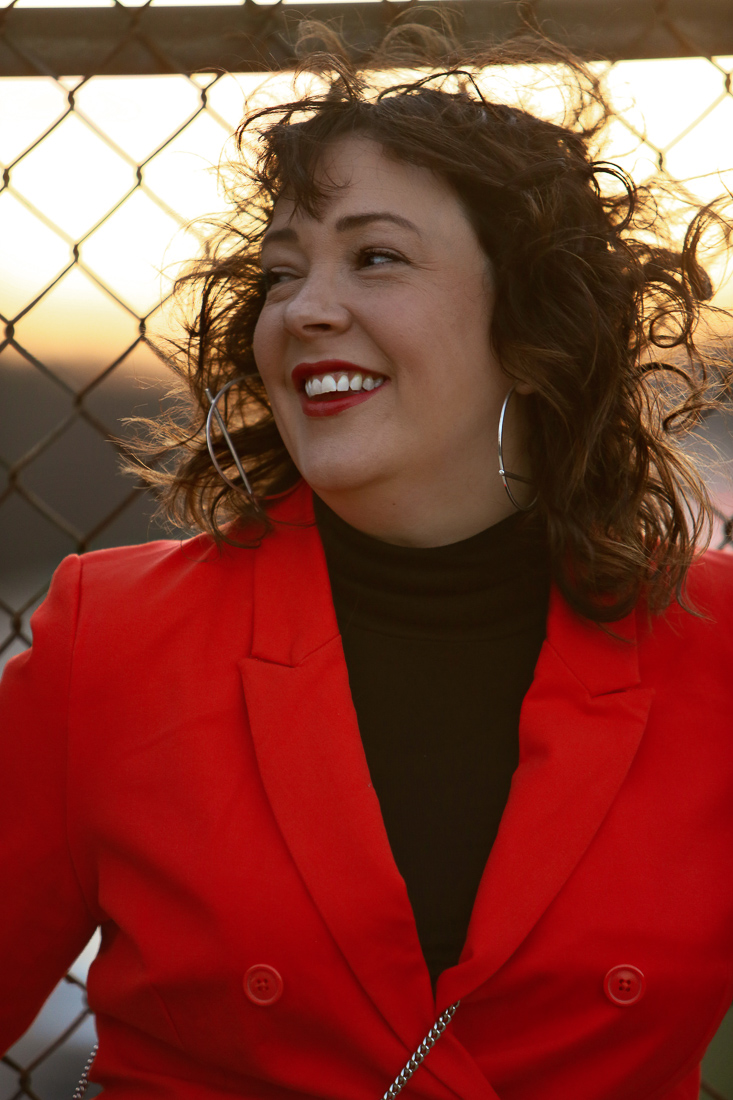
[{"xmin": 261, "ymin": 211, "xmax": 422, "ymax": 248}]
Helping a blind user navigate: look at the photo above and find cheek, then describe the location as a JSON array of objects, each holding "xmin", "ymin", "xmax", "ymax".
[
  {"xmin": 252, "ymin": 309, "xmax": 280, "ymax": 382},
  {"xmin": 411, "ymin": 279, "xmax": 489, "ymax": 352},
  {"xmin": 251, "ymin": 322, "xmax": 266, "ymax": 375}
]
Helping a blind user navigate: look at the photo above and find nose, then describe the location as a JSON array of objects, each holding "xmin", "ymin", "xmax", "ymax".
[{"xmin": 283, "ymin": 266, "xmax": 351, "ymax": 339}]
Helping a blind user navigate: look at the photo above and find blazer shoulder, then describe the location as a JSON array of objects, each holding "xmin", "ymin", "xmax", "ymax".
[
  {"xmin": 74, "ymin": 530, "xmax": 257, "ymax": 604},
  {"xmin": 71, "ymin": 481, "xmax": 314, "ymax": 604},
  {"xmin": 33, "ymin": 533, "xmax": 262, "ymax": 681},
  {"xmin": 638, "ymin": 548, "xmax": 733, "ymax": 683},
  {"xmin": 683, "ymin": 547, "xmax": 733, "ymax": 618}
]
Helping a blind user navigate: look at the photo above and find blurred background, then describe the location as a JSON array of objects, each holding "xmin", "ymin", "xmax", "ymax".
[{"xmin": 1, "ymin": 0, "xmax": 733, "ymax": 1096}]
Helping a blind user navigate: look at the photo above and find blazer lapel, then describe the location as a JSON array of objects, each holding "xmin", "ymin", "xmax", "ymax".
[
  {"xmin": 437, "ymin": 587, "xmax": 654, "ymax": 1010},
  {"xmin": 238, "ymin": 485, "xmax": 653, "ymax": 1097},
  {"xmin": 238, "ymin": 486, "xmax": 437, "ymax": 1051}
]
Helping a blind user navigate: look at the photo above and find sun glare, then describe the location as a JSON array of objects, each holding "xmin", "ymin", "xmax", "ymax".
[{"xmin": 1, "ymin": 55, "xmax": 732, "ymax": 381}]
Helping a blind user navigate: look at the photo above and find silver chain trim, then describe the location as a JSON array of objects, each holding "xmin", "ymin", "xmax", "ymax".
[
  {"xmin": 71, "ymin": 1042, "xmax": 98, "ymax": 1099},
  {"xmin": 71, "ymin": 1004, "xmax": 460, "ymax": 1100},
  {"xmin": 381, "ymin": 1001, "xmax": 460, "ymax": 1100}
]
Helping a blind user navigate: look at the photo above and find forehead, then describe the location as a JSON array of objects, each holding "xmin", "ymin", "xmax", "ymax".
[{"xmin": 266, "ymin": 135, "xmax": 465, "ymax": 234}]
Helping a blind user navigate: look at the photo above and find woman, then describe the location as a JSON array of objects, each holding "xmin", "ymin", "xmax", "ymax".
[{"xmin": 1, "ymin": 29, "xmax": 733, "ymax": 1100}]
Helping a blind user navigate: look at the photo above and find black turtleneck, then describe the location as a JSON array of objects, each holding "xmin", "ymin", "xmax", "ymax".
[{"xmin": 314, "ymin": 496, "xmax": 551, "ymax": 990}]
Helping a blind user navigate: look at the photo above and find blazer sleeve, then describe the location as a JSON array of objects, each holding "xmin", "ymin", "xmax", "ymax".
[{"xmin": 0, "ymin": 555, "xmax": 99, "ymax": 1053}]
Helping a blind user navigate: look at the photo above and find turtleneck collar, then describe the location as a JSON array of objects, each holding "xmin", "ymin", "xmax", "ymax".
[{"xmin": 313, "ymin": 494, "xmax": 551, "ymax": 641}]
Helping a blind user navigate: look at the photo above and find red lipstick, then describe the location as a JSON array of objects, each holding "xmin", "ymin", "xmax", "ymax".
[
  {"xmin": 292, "ymin": 360, "xmax": 388, "ymax": 419},
  {"xmin": 292, "ymin": 360, "xmax": 364, "ymax": 385}
]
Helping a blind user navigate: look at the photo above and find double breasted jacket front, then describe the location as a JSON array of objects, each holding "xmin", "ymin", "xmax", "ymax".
[{"xmin": 1, "ymin": 482, "xmax": 733, "ymax": 1100}]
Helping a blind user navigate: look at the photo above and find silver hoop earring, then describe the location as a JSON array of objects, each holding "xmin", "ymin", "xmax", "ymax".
[
  {"xmin": 205, "ymin": 377, "xmax": 256, "ymax": 500},
  {"xmin": 497, "ymin": 384, "xmax": 537, "ymax": 512}
]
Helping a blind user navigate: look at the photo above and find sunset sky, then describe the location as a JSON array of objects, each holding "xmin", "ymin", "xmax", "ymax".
[{"xmin": 1, "ymin": 4, "xmax": 732, "ymax": 389}]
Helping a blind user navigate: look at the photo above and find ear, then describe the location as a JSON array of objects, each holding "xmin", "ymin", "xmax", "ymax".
[{"xmin": 513, "ymin": 380, "xmax": 534, "ymax": 396}]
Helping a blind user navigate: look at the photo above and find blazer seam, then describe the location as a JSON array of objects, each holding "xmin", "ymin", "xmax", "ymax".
[
  {"xmin": 64, "ymin": 554, "xmax": 103, "ymax": 928},
  {"xmin": 545, "ymin": 638, "xmax": 641, "ymax": 698},
  {"xmin": 249, "ymin": 629, "xmax": 342, "ymax": 668},
  {"xmin": 127, "ymin": 937, "xmax": 187, "ymax": 1049},
  {"xmin": 544, "ymin": 639, "xmax": 594, "ymax": 696},
  {"xmin": 297, "ymin": 630, "xmax": 344, "ymax": 665}
]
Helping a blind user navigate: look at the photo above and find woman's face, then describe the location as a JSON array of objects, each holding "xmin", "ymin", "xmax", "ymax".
[{"xmin": 253, "ymin": 136, "xmax": 526, "ymax": 542}]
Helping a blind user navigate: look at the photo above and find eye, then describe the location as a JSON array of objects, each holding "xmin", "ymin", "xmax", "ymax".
[
  {"xmin": 359, "ymin": 248, "xmax": 404, "ymax": 268},
  {"xmin": 262, "ymin": 268, "xmax": 298, "ymax": 290}
]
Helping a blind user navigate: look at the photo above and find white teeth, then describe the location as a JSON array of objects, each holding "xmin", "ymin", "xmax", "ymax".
[{"xmin": 303, "ymin": 370, "xmax": 384, "ymax": 398}]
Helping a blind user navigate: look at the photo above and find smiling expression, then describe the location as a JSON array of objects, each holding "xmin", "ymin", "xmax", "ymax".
[{"xmin": 252, "ymin": 136, "xmax": 523, "ymax": 540}]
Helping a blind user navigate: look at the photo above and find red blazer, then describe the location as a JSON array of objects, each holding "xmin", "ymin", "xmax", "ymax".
[{"xmin": 2, "ymin": 482, "xmax": 733, "ymax": 1100}]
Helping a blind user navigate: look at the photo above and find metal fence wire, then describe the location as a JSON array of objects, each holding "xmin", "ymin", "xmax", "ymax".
[{"xmin": 1, "ymin": 0, "xmax": 733, "ymax": 1097}]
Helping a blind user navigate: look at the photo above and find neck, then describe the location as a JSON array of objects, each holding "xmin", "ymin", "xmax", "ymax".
[{"xmin": 311, "ymin": 476, "xmax": 520, "ymax": 548}]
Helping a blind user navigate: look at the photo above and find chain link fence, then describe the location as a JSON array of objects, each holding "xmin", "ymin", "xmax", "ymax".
[{"xmin": 1, "ymin": 1, "xmax": 732, "ymax": 1096}]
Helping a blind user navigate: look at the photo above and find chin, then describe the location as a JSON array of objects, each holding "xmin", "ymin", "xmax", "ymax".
[
  {"xmin": 297, "ymin": 455, "xmax": 388, "ymax": 497},
  {"xmin": 302, "ymin": 470, "xmax": 376, "ymax": 496}
]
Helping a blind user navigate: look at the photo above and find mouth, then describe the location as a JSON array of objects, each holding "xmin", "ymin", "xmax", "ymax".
[{"xmin": 292, "ymin": 361, "xmax": 388, "ymax": 418}]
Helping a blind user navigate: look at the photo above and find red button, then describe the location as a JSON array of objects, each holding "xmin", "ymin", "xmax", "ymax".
[
  {"xmin": 244, "ymin": 964, "xmax": 283, "ymax": 1005},
  {"xmin": 604, "ymin": 965, "xmax": 646, "ymax": 1006}
]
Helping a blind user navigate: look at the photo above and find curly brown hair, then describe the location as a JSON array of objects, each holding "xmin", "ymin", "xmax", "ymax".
[{"xmin": 131, "ymin": 25, "xmax": 732, "ymax": 622}]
